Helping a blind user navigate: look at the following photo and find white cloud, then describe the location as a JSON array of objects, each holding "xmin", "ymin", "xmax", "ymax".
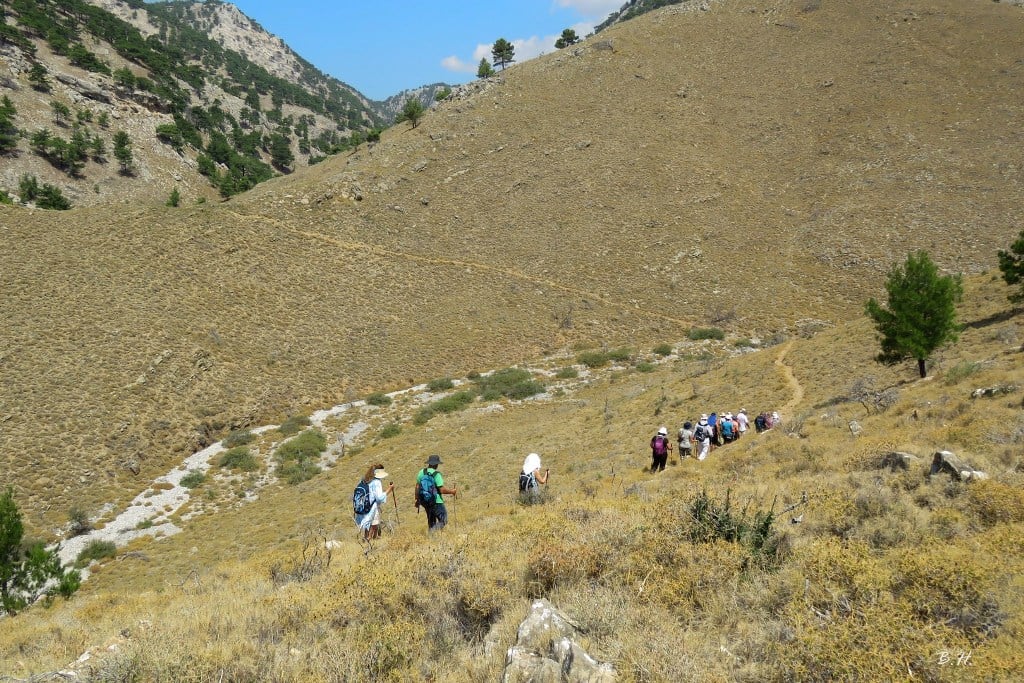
[
  {"xmin": 440, "ymin": 55, "xmax": 478, "ymax": 74},
  {"xmin": 553, "ymin": 0, "xmax": 624, "ymax": 20}
]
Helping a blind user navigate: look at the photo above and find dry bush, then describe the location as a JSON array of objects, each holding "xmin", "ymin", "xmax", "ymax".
[{"xmin": 967, "ymin": 480, "xmax": 1024, "ymax": 527}]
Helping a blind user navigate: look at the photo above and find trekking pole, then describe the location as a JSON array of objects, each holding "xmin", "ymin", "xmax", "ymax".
[{"xmin": 393, "ymin": 493, "xmax": 400, "ymax": 525}]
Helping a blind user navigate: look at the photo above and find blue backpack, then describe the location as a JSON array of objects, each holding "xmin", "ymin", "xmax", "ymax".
[
  {"xmin": 353, "ymin": 479, "xmax": 372, "ymax": 515},
  {"xmin": 417, "ymin": 469, "xmax": 439, "ymax": 507}
]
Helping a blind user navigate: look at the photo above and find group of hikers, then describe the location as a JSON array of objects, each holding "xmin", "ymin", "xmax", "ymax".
[
  {"xmin": 352, "ymin": 452, "xmax": 550, "ymax": 540},
  {"xmin": 649, "ymin": 409, "xmax": 780, "ymax": 471},
  {"xmin": 350, "ymin": 410, "xmax": 781, "ymax": 541}
]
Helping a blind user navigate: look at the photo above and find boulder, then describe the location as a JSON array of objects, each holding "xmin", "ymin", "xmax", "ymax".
[
  {"xmin": 929, "ymin": 451, "xmax": 987, "ymax": 482},
  {"xmin": 879, "ymin": 451, "xmax": 920, "ymax": 471},
  {"xmin": 503, "ymin": 599, "xmax": 616, "ymax": 683}
]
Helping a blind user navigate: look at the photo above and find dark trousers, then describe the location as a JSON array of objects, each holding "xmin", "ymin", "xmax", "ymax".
[
  {"xmin": 651, "ymin": 452, "xmax": 668, "ymax": 472},
  {"xmin": 426, "ymin": 502, "xmax": 447, "ymax": 531}
]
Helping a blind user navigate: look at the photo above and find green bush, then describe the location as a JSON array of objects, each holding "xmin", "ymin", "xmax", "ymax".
[
  {"xmin": 474, "ymin": 367, "xmax": 545, "ymax": 400},
  {"xmin": 276, "ymin": 430, "xmax": 327, "ymax": 463},
  {"xmin": 380, "ymin": 423, "xmax": 401, "ymax": 438},
  {"xmin": 136, "ymin": 519, "xmax": 153, "ymax": 530},
  {"xmin": 76, "ymin": 539, "xmax": 116, "ymax": 567},
  {"xmin": 68, "ymin": 506, "xmax": 91, "ymax": 537},
  {"xmin": 222, "ymin": 429, "xmax": 254, "ymax": 448},
  {"xmin": 217, "ymin": 447, "xmax": 258, "ymax": 472},
  {"xmin": 636, "ymin": 361, "xmax": 656, "ymax": 373},
  {"xmin": 278, "ymin": 415, "xmax": 311, "ymax": 436},
  {"xmin": 688, "ymin": 490, "xmax": 782, "ymax": 569},
  {"xmin": 944, "ymin": 360, "xmax": 983, "ymax": 386},
  {"xmin": 653, "ymin": 343, "xmax": 674, "ymax": 357},
  {"xmin": 427, "ymin": 377, "xmax": 455, "ymax": 392},
  {"xmin": 555, "ymin": 367, "xmax": 578, "ymax": 379},
  {"xmin": 607, "ymin": 347, "xmax": 633, "ymax": 362},
  {"xmin": 414, "ymin": 391, "xmax": 475, "ymax": 424},
  {"xmin": 577, "ymin": 351, "xmax": 610, "ymax": 368},
  {"xmin": 278, "ymin": 459, "xmax": 321, "ymax": 485},
  {"xmin": 733, "ymin": 338, "xmax": 754, "ymax": 348},
  {"xmin": 366, "ymin": 392, "xmax": 392, "ymax": 407},
  {"xmin": 180, "ymin": 470, "xmax": 206, "ymax": 489},
  {"xmin": 688, "ymin": 327, "xmax": 726, "ymax": 341}
]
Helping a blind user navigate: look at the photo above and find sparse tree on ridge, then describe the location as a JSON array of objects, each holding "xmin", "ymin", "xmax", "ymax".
[
  {"xmin": 492, "ymin": 38, "xmax": 515, "ymax": 71},
  {"xmin": 865, "ymin": 250, "xmax": 963, "ymax": 378},
  {"xmin": 997, "ymin": 229, "xmax": 1024, "ymax": 303},
  {"xmin": 399, "ymin": 97, "xmax": 425, "ymax": 128},
  {"xmin": 477, "ymin": 58, "xmax": 495, "ymax": 78},
  {"xmin": 50, "ymin": 100, "xmax": 70, "ymax": 125},
  {"xmin": 555, "ymin": 29, "xmax": 580, "ymax": 49},
  {"xmin": 28, "ymin": 62, "xmax": 49, "ymax": 91}
]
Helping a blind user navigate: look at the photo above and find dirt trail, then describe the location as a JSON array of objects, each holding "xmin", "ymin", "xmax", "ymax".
[{"xmin": 775, "ymin": 340, "xmax": 805, "ymax": 417}]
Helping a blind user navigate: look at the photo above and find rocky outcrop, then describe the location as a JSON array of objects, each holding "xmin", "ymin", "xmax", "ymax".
[
  {"xmin": 880, "ymin": 451, "xmax": 921, "ymax": 471},
  {"xmin": 503, "ymin": 599, "xmax": 616, "ymax": 683},
  {"xmin": 929, "ymin": 451, "xmax": 988, "ymax": 482}
]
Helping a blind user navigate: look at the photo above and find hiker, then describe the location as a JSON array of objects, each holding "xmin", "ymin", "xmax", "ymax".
[
  {"xmin": 677, "ymin": 421, "xmax": 694, "ymax": 460},
  {"xmin": 721, "ymin": 412, "xmax": 736, "ymax": 443},
  {"xmin": 650, "ymin": 426, "xmax": 672, "ymax": 472},
  {"xmin": 708, "ymin": 412, "xmax": 719, "ymax": 450},
  {"xmin": 736, "ymin": 409, "xmax": 749, "ymax": 437},
  {"xmin": 755, "ymin": 412, "xmax": 768, "ymax": 433},
  {"xmin": 694, "ymin": 415, "xmax": 712, "ymax": 461},
  {"xmin": 354, "ymin": 464, "xmax": 394, "ymax": 540},
  {"xmin": 414, "ymin": 454, "xmax": 457, "ymax": 531},
  {"xmin": 519, "ymin": 452, "xmax": 549, "ymax": 498}
]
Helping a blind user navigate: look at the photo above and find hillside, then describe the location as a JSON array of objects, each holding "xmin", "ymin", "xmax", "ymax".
[
  {"xmin": 0, "ymin": 0, "xmax": 381, "ymax": 207},
  {"xmin": 1, "ymin": 3, "xmax": 1024, "ymax": 666},
  {"xmin": 1, "ymin": 270, "xmax": 1022, "ymax": 679}
]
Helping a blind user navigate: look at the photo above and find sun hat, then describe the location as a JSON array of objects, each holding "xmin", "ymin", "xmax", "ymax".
[
  {"xmin": 658, "ymin": 426, "xmax": 668, "ymax": 436},
  {"xmin": 373, "ymin": 468, "xmax": 389, "ymax": 479},
  {"xmin": 427, "ymin": 454, "xmax": 442, "ymax": 467}
]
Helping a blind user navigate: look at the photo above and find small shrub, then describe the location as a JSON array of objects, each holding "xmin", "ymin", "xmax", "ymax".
[
  {"xmin": 653, "ymin": 343, "xmax": 674, "ymax": 357},
  {"xmin": 733, "ymin": 338, "xmax": 754, "ymax": 348},
  {"xmin": 380, "ymin": 423, "xmax": 401, "ymax": 438},
  {"xmin": 278, "ymin": 459, "xmax": 321, "ymax": 485},
  {"xmin": 366, "ymin": 392, "xmax": 392, "ymax": 407},
  {"xmin": 135, "ymin": 518, "xmax": 154, "ymax": 530},
  {"xmin": 278, "ymin": 415, "xmax": 311, "ymax": 436},
  {"xmin": 635, "ymin": 361, "xmax": 656, "ymax": 373},
  {"xmin": 68, "ymin": 506, "xmax": 92, "ymax": 537},
  {"xmin": 427, "ymin": 377, "xmax": 454, "ymax": 391},
  {"xmin": 180, "ymin": 470, "xmax": 206, "ymax": 489},
  {"xmin": 0, "ymin": 190, "xmax": 12, "ymax": 205},
  {"xmin": 606, "ymin": 347, "xmax": 633, "ymax": 362},
  {"xmin": 276, "ymin": 430, "xmax": 327, "ymax": 463},
  {"xmin": 217, "ymin": 446, "xmax": 258, "ymax": 472},
  {"xmin": 466, "ymin": 370, "xmax": 481, "ymax": 380},
  {"xmin": 688, "ymin": 327, "xmax": 725, "ymax": 341},
  {"xmin": 222, "ymin": 429, "xmax": 254, "ymax": 448},
  {"xmin": 76, "ymin": 539, "xmax": 116, "ymax": 567},
  {"xmin": 556, "ymin": 366, "xmax": 578, "ymax": 379},
  {"xmin": 943, "ymin": 360, "xmax": 983, "ymax": 386},
  {"xmin": 577, "ymin": 351, "xmax": 609, "ymax": 368}
]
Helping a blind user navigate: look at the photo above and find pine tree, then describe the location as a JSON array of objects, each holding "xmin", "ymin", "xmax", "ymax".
[
  {"xmin": 865, "ymin": 251, "xmax": 963, "ymax": 378},
  {"xmin": 28, "ymin": 62, "xmax": 49, "ymax": 91},
  {"xmin": 0, "ymin": 96, "xmax": 18, "ymax": 154},
  {"xmin": 491, "ymin": 38, "xmax": 515, "ymax": 71},
  {"xmin": 113, "ymin": 130, "xmax": 133, "ymax": 175},
  {"xmin": 167, "ymin": 187, "xmax": 181, "ymax": 207},
  {"xmin": 1, "ymin": 488, "xmax": 81, "ymax": 615},
  {"xmin": 997, "ymin": 229, "xmax": 1024, "ymax": 303},
  {"xmin": 555, "ymin": 29, "xmax": 580, "ymax": 49},
  {"xmin": 477, "ymin": 58, "xmax": 495, "ymax": 78},
  {"xmin": 399, "ymin": 97, "xmax": 425, "ymax": 128}
]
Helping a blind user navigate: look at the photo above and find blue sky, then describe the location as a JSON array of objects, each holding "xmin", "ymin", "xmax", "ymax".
[{"xmin": 223, "ymin": 1, "xmax": 625, "ymax": 101}]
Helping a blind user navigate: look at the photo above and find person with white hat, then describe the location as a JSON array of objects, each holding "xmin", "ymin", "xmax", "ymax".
[
  {"xmin": 694, "ymin": 415, "xmax": 712, "ymax": 461},
  {"xmin": 519, "ymin": 452, "xmax": 550, "ymax": 500},
  {"xmin": 736, "ymin": 409, "xmax": 749, "ymax": 437},
  {"xmin": 354, "ymin": 463, "xmax": 394, "ymax": 540},
  {"xmin": 650, "ymin": 426, "xmax": 673, "ymax": 472}
]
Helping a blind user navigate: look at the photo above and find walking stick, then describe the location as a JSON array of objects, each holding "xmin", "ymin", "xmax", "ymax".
[{"xmin": 393, "ymin": 494, "xmax": 400, "ymax": 525}]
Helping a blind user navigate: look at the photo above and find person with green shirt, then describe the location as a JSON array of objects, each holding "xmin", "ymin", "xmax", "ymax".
[{"xmin": 414, "ymin": 454, "xmax": 458, "ymax": 531}]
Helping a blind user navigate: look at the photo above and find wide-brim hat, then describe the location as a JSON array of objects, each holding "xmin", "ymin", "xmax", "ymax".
[
  {"xmin": 427, "ymin": 454, "xmax": 442, "ymax": 467},
  {"xmin": 374, "ymin": 468, "xmax": 389, "ymax": 479},
  {"xmin": 699, "ymin": 418, "xmax": 709, "ymax": 426},
  {"xmin": 657, "ymin": 427, "xmax": 668, "ymax": 436}
]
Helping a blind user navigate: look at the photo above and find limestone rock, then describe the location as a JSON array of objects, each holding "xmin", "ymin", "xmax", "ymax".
[
  {"xmin": 503, "ymin": 599, "xmax": 616, "ymax": 683},
  {"xmin": 929, "ymin": 450, "xmax": 986, "ymax": 482},
  {"xmin": 880, "ymin": 451, "xmax": 920, "ymax": 471}
]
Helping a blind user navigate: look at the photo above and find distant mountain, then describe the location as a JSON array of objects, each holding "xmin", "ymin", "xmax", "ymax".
[
  {"xmin": 0, "ymin": 0, "xmax": 382, "ymax": 207},
  {"xmin": 374, "ymin": 82, "xmax": 454, "ymax": 123}
]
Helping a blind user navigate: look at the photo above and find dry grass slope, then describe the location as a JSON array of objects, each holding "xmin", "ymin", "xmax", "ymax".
[{"xmin": 1, "ymin": 273, "xmax": 1021, "ymax": 680}]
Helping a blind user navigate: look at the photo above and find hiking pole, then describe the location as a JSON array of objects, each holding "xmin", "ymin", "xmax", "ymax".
[{"xmin": 393, "ymin": 493, "xmax": 400, "ymax": 525}]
